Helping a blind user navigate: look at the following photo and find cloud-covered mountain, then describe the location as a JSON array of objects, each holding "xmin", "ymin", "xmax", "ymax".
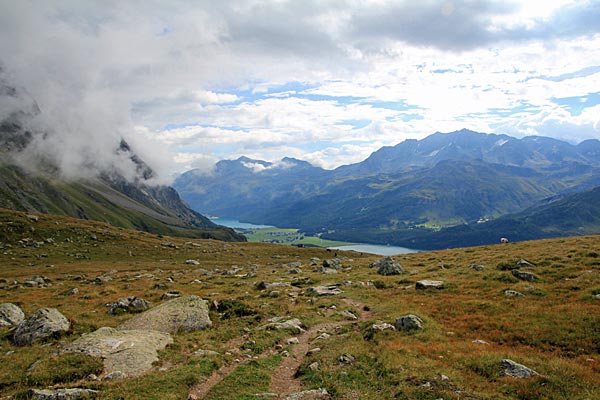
[
  {"xmin": 0, "ymin": 75, "xmax": 244, "ymax": 242},
  {"xmin": 175, "ymin": 129, "xmax": 600, "ymax": 248}
]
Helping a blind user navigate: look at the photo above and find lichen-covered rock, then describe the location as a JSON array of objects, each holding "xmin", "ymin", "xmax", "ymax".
[
  {"xmin": 370, "ymin": 257, "xmax": 404, "ymax": 275},
  {"xmin": 63, "ymin": 327, "xmax": 173, "ymax": 377},
  {"xmin": 394, "ymin": 314, "xmax": 424, "ymax": 331},
  {"xmin": 117, "ymin": 295, "xmax": 212, "ymax": 333},
  {"xmin": 500, "ymin": 359, "xmax": 539, "ymax": 378},
  {"xmin": 13, "ymin": 308, "xmax": 70, "ymax": 346},
  {"xmin": 0, "ymin": 303, "xmax": 25, "ymax": 327},
  {"xmin": 322, "ymin": 258, "xmax": 342, "ymax": 269}
]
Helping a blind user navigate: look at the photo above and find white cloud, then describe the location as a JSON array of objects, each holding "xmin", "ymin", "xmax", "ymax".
[{"xmin": 1, "ymin": 0, "xmax": 600, "ymax": 179}]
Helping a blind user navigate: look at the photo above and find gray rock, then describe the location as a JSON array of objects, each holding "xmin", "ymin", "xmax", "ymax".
[
  {"xmin": 394, "ymin": 314, "xmax": 424, "ymax": 331},
  {"xmin": 370, "ymin": 257, "xmax": 404, "ymax": 275},
  {"xmin": 416, "ymin": 280, "xmax": 444, "ymax": 289},
  {"xmin": 512, "ymin": 270, "xmax": 537, "ymax": 282},
  {"xmin": 103, "ymin": 371, "xmax": 127, "ymax": 380},
  {"xmin": 118, "ymin": 295, "xmax": 212, "ymax": 333},
  {"xmin": 26, "ymin": 214, "xmax": 39, "ymax": 222},
  {"xmin": 63, "ymin": 327, "xmax": 173, "ymax": 377},
  {"xmin": 28, "ymin": 388, "xmax": 98, "ymax": 399},
  {"xmin": 307, "ymin": 361, "xmax": 320, "ymax": 371},
  {"xmin": 193, "ymin": 349, "xmax": 220, "ymax": 357},
  {"xmin": 161, "ymin": 291, "xmax": 181, "ymax": 300},
  {"xmin": 500, "ymin": 359, "xmax": 539, "ymax": 378},
  {"xmin": 13, "ymin": 308, "xmax": 70, "ymax": 346},
  {"xmin": 337, "ymin": 310, "xmax": 358, "ymax": 320},
  {"xmin": 472, "ymin": 339, "xmax": 489, "ymax": 345},
  {"xmin": 313, "ymin": 266, "xmax": 338, "ymax": 274},
  {"xmin": 184, "ymin": 259, "xmax": 200, "ymax": 265},
  {"xmin": 284, "ymin": 388, "xmax": 330, "ymax": 400},
  {"xmin": 0, "ymin": 303, "xmax": 25, "ymax": 327},
  {"xmin": 504, "ymin": 289, "xmax": 525, "ymax": 297},
  {"xmin": 338, "ymin": 353, "xmax": 355, "ymax": 364},
  {"xmin": 323, "ymin": 258, "xmax": 342, "ymax": 269},
  {"xmin": 107, "ymin": 296, "xmax": 151, "ymax": 314},
  {"xmin": 258, "ymin": 318, "xmax": 305, "ymax": 334},
  {"xmin": 66, "ymin": 288, "xmax": 79, "ymax": 296},
  {"xmin": 470, "ymin": 264, "xmax": 485, "ymax": 271},
  {"xmin": 517, "ymin": 259, "xmax": 536, "ymax": 268},
  {"xmin": 307, "ymin": 284, "xmax": 343, "ymax": 296},
  {"xmin": 94, "ymin": 275, "xmax": 112, "ymax": 284},
  {"xmin": 371, "ymin": 322, "xmax": 396, "ymax": 332}
]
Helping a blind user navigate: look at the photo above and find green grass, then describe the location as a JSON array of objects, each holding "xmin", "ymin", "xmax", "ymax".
[
  {"xmin": 0, "ymin": 208, "xmax": 599, "ymax": 399},
  {"xmin": 242, "ymin": 226, "xmax": 354, "ymax": 247}
]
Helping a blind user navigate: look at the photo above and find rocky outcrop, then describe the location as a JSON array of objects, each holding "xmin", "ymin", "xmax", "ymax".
[
  {"xmin": 500, "ymin": 359, "xmax": 539, "ymax": 378},
  {"xmin": 370, "ymin": 257, "xmax": 404, "ymax": 275},
  {"xmin": 13, "ymin": 308, "xmax": 70, "ymax": 346},
  {"xmin": 63, "ymin": 327, "xmax": 173, "ymax": 377},
  {"xmin": 117, "ymin": 295, "xmax": 211, "ymax": 333},
  {"xmin": 0, "ymin": 303, "xmax": 24, "ymax": 327}
]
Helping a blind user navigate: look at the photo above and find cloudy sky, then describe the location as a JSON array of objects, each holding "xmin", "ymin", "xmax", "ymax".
[{"xmin": 1, "ymin": 0, "xmax": 600, "ymax": 179}]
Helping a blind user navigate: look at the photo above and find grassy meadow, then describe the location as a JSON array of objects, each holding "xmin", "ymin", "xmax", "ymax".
[{"xmin": 0, "ymin": 208, "xmax": 599, "ymax": 399}]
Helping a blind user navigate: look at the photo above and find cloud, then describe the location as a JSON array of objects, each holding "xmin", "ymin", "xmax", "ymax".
[{"xmin": 1, "ymin": 0, "xmax": 599, "ymax": 179}]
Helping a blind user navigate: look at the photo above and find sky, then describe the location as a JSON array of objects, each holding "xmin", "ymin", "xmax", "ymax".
[{"xmin": 1, "ymin": 0, "xmax": 600, "ymax": 181}]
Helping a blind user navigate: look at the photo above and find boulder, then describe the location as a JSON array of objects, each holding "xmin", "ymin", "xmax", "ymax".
[
  {"xmin": 512, "ymin": 270, "xmax": 537, "ymax": 282},
  {"xmin": 62, "ymin": 327, "xmax": 173, "ymax": 377},
  {"xmin": 394, "ymin": 314, "xmax": 424, "ymax": 331},
  {"xmin": 370, "ymin": 257, "xmax": 404, "ymax": 275},
  {"xmin": 415, "ymin": 280, "xmax": 444, "ymax": 289},
  {"xmin": 500, "ymin": 359, "xmax": 539, "ymax": 378},
  {"xmin": 13, "ymin": 308, "xmax": 70, "ymax": 346},
  {"xmin": 107, "ymin": 296, "xmax": 151, "ymax": 314},
  {"xmin": 117, "ymin": 295, "xmax": 212, "ymax": 333},
  {"xmin": 0, "ymin": 303, "xmax": 25, "ymax": 327},
  {"xmin": 307, "ymin": 284, "xmax": 343, "ymax": 296},
  {"xmin": 28, "ymin": 388, "xmax": 98, "ymax": 399}
]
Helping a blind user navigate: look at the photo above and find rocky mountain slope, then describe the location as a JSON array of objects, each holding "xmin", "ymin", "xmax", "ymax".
[{"xmin": 175, "ymin": 129, "xmax": 600, "ymax": 247}]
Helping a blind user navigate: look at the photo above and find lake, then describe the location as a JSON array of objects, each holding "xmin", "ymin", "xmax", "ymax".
[
  {"xmin": 327, "ymin": 244, "xmax": 419, "ymax": 256},
  {"xmin": 211, "ymin": 218, "xmax": 274, "ymax": 229},
  {"xmin": 213, "ymin": 218, "xmax": 420, "ymax": 256}
]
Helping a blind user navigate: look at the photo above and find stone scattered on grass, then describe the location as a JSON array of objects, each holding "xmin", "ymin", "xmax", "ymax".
[
  {"xmin": 0, "ymin": 303, "xmax": 25, "ymax": 327},
  {"xmin": 370, "ymin": 257, "xmax": 404, "ymax": 275},
  {"xmin": 13, "ymin": 308, "xmax": 70, "ymax": 346},
  {"xmin": 62, "ymin": 327, "xmax": 173, "ymax": 377},
  {"xmin": 517, "ymin": 259, "xmax": 536, "ymax": 268},
  {"xmin": 470, "ymin": 264, "xmax": 485, "ymax": 271},
  {"xmin": 258, "ymin": 318, "xmax": 305, "ymax": 334},
  {"xmin": 394, "ymin": 314, "xmax": 424, "ymax": 331},
  {"xmin": 284, "ymin": 388, "xmax": 330, "ymax": 400},
  {"xmin": 117, "ymin": 295, "xmax": 212, "ymax": 333},
  {"xmin": 184, "ymin": 259, "xmax": 200, "ymax": 265},
  {"xmin": 512, "ymin": 270, "xmax": 537, "ymax": 282},
  {"xmin": 504, "ymin": 289, "xmax": 525, "ymax": 297},
  {"xmin": 371, "ymin": 322, "xmax": 396, "ymax": 332},
  {"xmin": 323, "ymin": 258, "xmax": 342, "ymax": 269},
  {"xmin": 307, "ymin": 284, "xmax": 343, "ymax": 296},
  {"xmin": 337, "ymin": 310, "xmax": 358, "ymax": 320},
  {"xmin": 107, "ymin": 296, "xmax": 151, "ymax": 314},
  {"xmin": 500, "ymin": 359, "xmax": 539, "ymax": 378},
  {"xmin": 338, "ymin": 353, "xmax": 355, "ymax": 364},
  {"xmin": 415, "ymin": 280, "xmax": 444, "ymax": 289},
  {"xmin": 27, "ymin": 388, "xmax": 98, "ymax": 399}
]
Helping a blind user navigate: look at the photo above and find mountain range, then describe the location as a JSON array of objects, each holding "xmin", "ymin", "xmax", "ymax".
[
  {"xmin": 174, "ymin": 129, "xmax": 600, "ymax": 249},
  {"xmin": 0, "ymin": 77, "xmax": 245, "ymax": 242}
]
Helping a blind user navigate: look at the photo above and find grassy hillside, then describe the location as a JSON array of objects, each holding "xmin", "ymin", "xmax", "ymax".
[
  {"xmin": 0, "ymin": 163, "xmax": 244, "ymax": 242},
  {"xmin": 0, "ymin": 208, "xmax": 598, "ymax": 399}
]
